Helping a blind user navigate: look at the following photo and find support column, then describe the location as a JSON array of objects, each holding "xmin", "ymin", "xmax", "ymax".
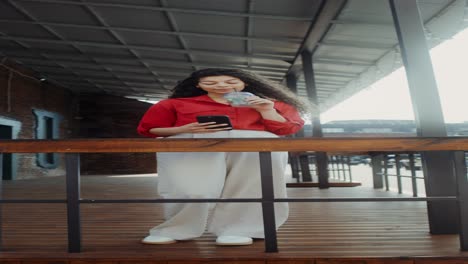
[
  {"xmin": 66, "ymin": 153, "xmax": 82, "ymax": 252},
  {"xmin": 286, "ymin": 73, "xmax": 308, "ymax": 181},
  {"xmin": 0, "ymin": 153, "xmax": 3, "ymax": 250},
  {"xmin": 301, "ymin": 50, "xmax": 329, "ymax": 188},
  {"xmin": 259, "ymin": 152, "xmax": 278, "ymax": 252},
  {"xmin": 453, "ymin": 151, "xmax": 468, "ymax": 250},
  {"xmin": 371, "ymin": 154, "xmax": 384, "ymax": 189},
  {"xmin": 389, "ymin": 0, "xmax": 458, "ymax": 233}
]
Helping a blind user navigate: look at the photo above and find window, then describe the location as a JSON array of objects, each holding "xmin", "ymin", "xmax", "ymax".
[
  {"xmin": 0, "ymin": 117, "xmax": 21, "ymax": 180},
  {"xmin": 33, "ymin": 109, "xmax": 63, "ymax": 169}
]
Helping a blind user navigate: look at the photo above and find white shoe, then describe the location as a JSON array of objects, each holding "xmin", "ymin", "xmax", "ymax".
[
  {"xmin": 216, "ymin": 235, "xmax": 253, "ymax": 246},
  {"xmin": 141, "ymin": 235, "xmax": 177, "ymax": 245}
]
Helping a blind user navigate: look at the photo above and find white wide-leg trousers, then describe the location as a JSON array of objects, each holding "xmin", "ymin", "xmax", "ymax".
[{"xmin": 149, "ymin": 130, "xmax": 289, "ymax": 240}]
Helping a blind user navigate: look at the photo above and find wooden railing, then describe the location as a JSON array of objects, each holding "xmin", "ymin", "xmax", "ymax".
[
  {"xmin": 0, "ymin": 137, "xmax": 467, "ymax": 253},
  {"xmin": 2, "ymin": 137, "xmax": 468, "ymax": 153}
]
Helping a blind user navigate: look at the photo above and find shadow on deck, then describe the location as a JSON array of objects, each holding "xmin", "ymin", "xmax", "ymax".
[{"xmin": 1, "ymin": 174, "xmax": 467, "ymax": 263}]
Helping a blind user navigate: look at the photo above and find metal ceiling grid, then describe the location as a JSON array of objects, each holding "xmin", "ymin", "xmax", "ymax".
[
  {"xmin": 0, "ymin": 0, "xmax": 321, "ymax": 100},
  {"xmin": 0, "ymin": 0, "xmax": 466, "ymax": 109}
]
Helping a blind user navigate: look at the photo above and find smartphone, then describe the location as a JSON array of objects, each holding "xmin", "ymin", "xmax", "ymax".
[{"xmin": 196, "ymin": 115, "xmax": 233, "ymax": 130}]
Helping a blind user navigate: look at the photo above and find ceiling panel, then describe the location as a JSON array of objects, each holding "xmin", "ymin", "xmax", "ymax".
[
  {"xmin": 15, "ymin": 1, "xmax": 98, "ymax": 24},
  {"xmin": 0, "ymin": 22, "xmax": 56, "ymax": 38},
  {"xmin": 325, "ymin": 24, "xmax": 398, "ymax": 45},
  {"xmin": 172, "ymin": 13, "xmax": 246, "ymax": 35},
  {"xmin": 166, "ymin": 0, "xmax": 247, "ymax": 12},
  {"xmin": 183, "ymin": 36, "xmax": 245, "ymax": 53},
  {"xmin": 86, "ymin": 0, "xmax": 162, "ymax": 5},
  {"xmin": 134, "ymin": 50, "xmax": 189, "ymax": 61},
  {"xmin": 0, "ymin": 1, "xmax": 28, "ymax": 20},
  {"xmin": 115, "ymin": 31, "xmax": 181, "ymax": 47},
  {"xmin": 52, "ymin": 27, "xmax": 120, "ymax": 43},
  {"xmin": 252, "ymin": 19, "xmax": 310, "ymax": 38},
  {"xmin": 92, "ymin": 6, "xmax": 172, "ymax": 30},
  {"xmin": 252, "ymin": 0, "xmax": 321, "ymax": 17}
]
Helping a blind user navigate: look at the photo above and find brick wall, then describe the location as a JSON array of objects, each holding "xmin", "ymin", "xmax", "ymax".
[
  {"xmin": 0, "ymin": 59, "xmax": 73, "ymax": 179},
  {"xmin": 77, "ymin": 93, "xmax": 156, "ymax": 175},
  {"xmin": 0, "ymin": 58, "xmax": 156, "ymax": 179}
]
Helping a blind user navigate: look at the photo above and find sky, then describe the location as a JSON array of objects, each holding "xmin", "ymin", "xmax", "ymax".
[{"xmin": 321, "ymin": 27, "xmax": 468, "ymax": 124}]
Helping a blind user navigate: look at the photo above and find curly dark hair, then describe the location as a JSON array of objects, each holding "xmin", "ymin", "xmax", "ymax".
[{"xmin": 169, "ymin": 68, "xmax": 310, "ymax": 113}]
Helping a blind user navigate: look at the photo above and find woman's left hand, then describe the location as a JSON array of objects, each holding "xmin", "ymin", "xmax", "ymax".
[{"xmin": 245, "ymin": 96, "xmax": 275, "ymax": 113}]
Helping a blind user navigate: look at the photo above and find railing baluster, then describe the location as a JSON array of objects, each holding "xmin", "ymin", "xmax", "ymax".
[
  {"xmin": 340, "ymin": 156, "xmax": 346, "ymax": 181},
  {"xmin": 384, "ymin": 155, "xmax": 390, "ymax": 191},
  {"xmin": 288, "ymin": 153, "xmax": 300, "ymax": 181},
  {"xmin": 331, "ymin": 156, "xmax": 336, "ymax": 179},
  {"xmin": 396, "ymin": 154, "xmax": 402, "ymax": 194},
  {"xmin": 0, "ymin": 152, "xmax": 3, "ymax": 251},
  {"xmin": 66, "ymin": 153, "xmax": 81, "ymax": 253},
  {"xmin": 259, "ymin": 151, "xmax": 278, "ymax": 253},
  {"xmin": 409, "ymin": 153, "xmax": 418, "ymax": 197},
  {"xmin": 347, "ymin": 156, "xmax": 353, "ymax": 183},
  {"xmin": 337, "ymin": 156, "xmax": 342, "ymax": 180},
  {"xmin": 299, "ymin": 154, "xmax": 312, "ymax": 182}
]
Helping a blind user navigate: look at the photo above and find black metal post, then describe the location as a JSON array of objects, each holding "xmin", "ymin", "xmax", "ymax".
[
  {"xmin": 288, "ymin": 153, "xmax": 300, "ymax": 181},
  {"xmin": 336, "ymin": 156, "xmax": 341, "ymax": 181},
  {"xmin": 384, "ymin": 156, "xmax": 389, "ymax": 191},
  {"xmin": 0, "ymin": 153, "xmax": 3, "ymax": 251},
  {"xmin": 389, "ymin": 0, "xmax": 458, "ymax": 233},
  {"xmin": 299, "ymin": 155, "xmax": 313, "ymax": 182},
  {"xmin": 453, "ymin": 151, "xmax": 468, "ymax": 251},
  {"xmin": 259, "ymin": 151, "xmax": 278, "ymax": 253},
  {"xmin": 336, "ymin": 156, "xmax": 342, "ymax": 181},
  {"xmin": 347, "ymin": 156, "xmax": 353, "ymax": 183},
  {"xmin": 285, "ymin": 73, "xmax": 301, "ymax": 181},
  {"xmin": 330, "ymin": 156, "xmax": 336, "ymax": 179},
  {"xmin": 316, "ymin": 152, "xmax": 329, "ymax": 189},
  {"xmin": 421, "ymin": 151, "xmax": 459, "ymax": 234},
  {"xmin": 335, "ymin": 156, "xmax": 341, "ymax": 180},
  {"xmin": 286, "ymin": 72, "xmax": 298, "ymax": 95},
  {"xmin": 396, "ymin": 154, "xmax": 402, "ymax": 194},
  {"xmin": 340, "ymin": 156, "xmax": 346, "ymax": 181},
  {"xmin": 302, "ymin": 50, "xmax": 329, "ymax": 188},
  {"xmin": 66, "ymin": 153, "xmax": 81, "ymax": 253},
  {"xmin": 409, "ymin": 153, "xmax": 418, "ymax": 197}
]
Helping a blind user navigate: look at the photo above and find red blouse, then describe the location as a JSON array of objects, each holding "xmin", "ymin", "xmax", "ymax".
[{"xmin": 137, "ymin": 95, "xmax": 304, "ymax": 138}]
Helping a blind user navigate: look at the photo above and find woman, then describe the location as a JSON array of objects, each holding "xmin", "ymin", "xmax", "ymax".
[{"xmin": 137, "ymin": 68, "xmax": 307, "ymax": 246}]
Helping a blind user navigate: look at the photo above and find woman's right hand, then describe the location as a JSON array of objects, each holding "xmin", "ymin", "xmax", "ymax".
[
  {"xmin": 176, "ymin": 122, "xmax": 232, "ymax": 134},
  {"xmin": 149, "ymin": 122, "xmax": 231, "ymax": 137}
]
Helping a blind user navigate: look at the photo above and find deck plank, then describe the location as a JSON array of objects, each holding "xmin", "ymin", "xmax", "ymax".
[{"xmin": 1, "ymin": 174, "xmax": 467, "ymax": 262}]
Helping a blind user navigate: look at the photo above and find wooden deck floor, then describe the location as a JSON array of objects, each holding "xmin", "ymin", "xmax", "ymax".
[{"xmin": 1, "ymin": 174, "xmax": 468, "ymax": 263}]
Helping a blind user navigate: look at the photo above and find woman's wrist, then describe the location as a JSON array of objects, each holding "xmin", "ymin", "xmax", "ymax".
[
  {"xmin": 257, "ymin": 108, "xmax": 277, "ymax": 114},
  {"xmin": 149, "ymin": 126, "xmax": 183, "ymax": 136},
  {"xmin": 259, "ymin": 109, "xmax": 286, "ymax": 122},
  {"xmin": 172, "ymin": 126, "xmax": 184, "ymax": 134}
]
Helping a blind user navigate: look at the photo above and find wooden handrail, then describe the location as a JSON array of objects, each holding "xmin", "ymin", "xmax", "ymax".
[
  {"xmin": 1, "ymin": 137, "xmax": 468, "ymax": 153},
  {"xmin": 2, "ymin": 137, "xmax": 468, "ymax": 254}
]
